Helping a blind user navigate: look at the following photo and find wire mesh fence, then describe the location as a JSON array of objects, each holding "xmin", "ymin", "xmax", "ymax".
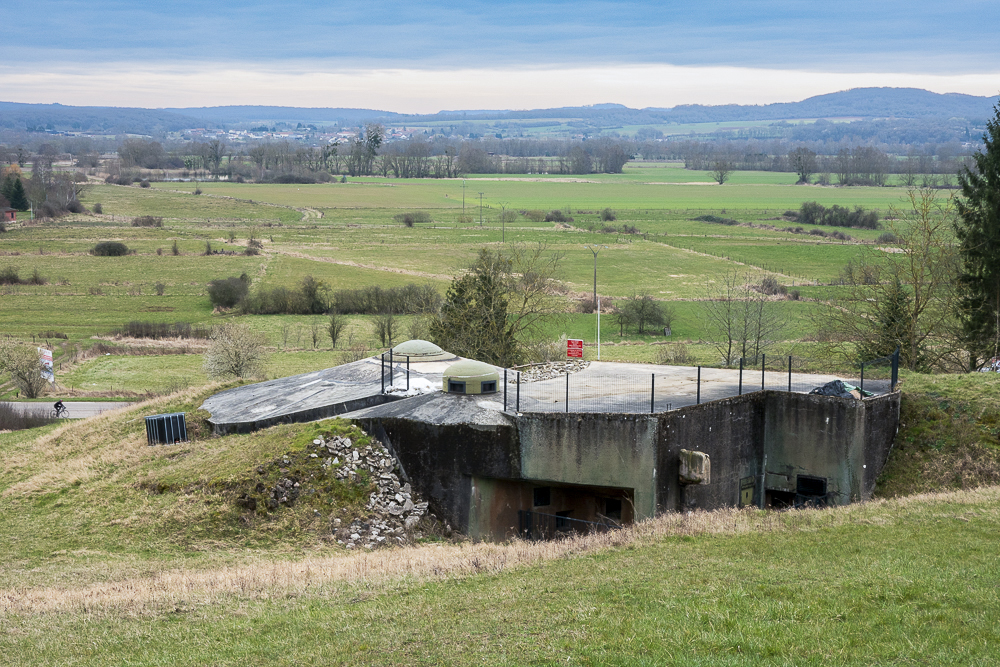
[
  {"xmin": 501, "ymin": 349, "xmax": 899, "ymax": 416},
  {"xmin": 376, "ymin": 348, "xmax": 900, "ymax": 417}
]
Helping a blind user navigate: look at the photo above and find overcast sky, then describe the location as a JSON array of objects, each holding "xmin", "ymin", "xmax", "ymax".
[{"xmin": 3, "ymin": 0, "xmax": 998, "ymax": 112}]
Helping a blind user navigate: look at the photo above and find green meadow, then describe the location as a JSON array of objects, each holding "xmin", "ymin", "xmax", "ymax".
[
  {"xmin": 0, "ymin": 165, "xmax": 937, "ymax": 398},
  {"xmin": 2, "ymin": 166, "xmax": 998, "ymax": 666}
]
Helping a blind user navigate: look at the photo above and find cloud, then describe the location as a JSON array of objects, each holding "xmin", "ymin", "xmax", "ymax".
[
  {"xmin": 8, "ymin": 1, "xmax": 1000, "ymax": 73},
  {"xmin": 5, "ymin": 1, "xmax": 997, "ymax": 110},
  {"xmin": 2, "ymin": 62, "xmax": 997, "ymax": 113}
]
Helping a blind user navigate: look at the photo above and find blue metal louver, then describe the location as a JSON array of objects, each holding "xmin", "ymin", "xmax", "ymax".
[{"xmin": 145, "ymin": 412, "xmax": 188, "ymax": 445}]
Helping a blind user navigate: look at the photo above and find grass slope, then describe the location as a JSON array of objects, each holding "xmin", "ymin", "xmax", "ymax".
[
  {"xmin": 1, "ymin": 488, "xmax": 998, "ymax": 665},
  {"xmin": 0, "ymin": 375, "xmax": 997, "ymax": 665}
]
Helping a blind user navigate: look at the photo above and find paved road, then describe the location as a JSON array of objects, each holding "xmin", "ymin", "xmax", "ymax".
[{"xmin": 1, "ymin": 401, "xmax": 132, "ymax": 419}]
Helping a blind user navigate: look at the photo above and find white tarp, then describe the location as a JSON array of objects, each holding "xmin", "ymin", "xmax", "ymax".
[{"xmin": 38, "ymin": 348, "xmax": 54, "ymax": 383}]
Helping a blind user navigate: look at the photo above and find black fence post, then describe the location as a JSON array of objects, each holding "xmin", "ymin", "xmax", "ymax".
[
  {"xmin": 406, "ymin": 355, "xmax": 410, "ymax": 391},
  {"xmin": 762, "ymin": 353, "xmax": 766, "ymax": 391},
  {"xmin": 389, "ymin": 349, "xmax": 394, "ymax": 387},
  {"xmin": 697, "ymin": 366, "xmax": 701, "ymax": 405},
  {"xmin": 739, "ymin": 358, "xmax": 744, "ymax": 395},
  {"xmin": 565, "ymin": 372, "xmax": 570, "ymax": 413},
  {"xmin": 788, "ymin": 356, "xmax": 792, "ymax": 393},
  {"xmin": 381, "ymin": 353, "xmax": 385, "ymax": 394},
  {"xmin": 860, "ymin": 362, "xmax": 864, "ymax": 394},
  {"xmin": 891, "ymin": 346, "xmax": 900, "ymax": 390},
  {"xmin": 651, "ymin": 374, "xmax": 655, "ymax": 414},
  {"xmin": 504, "ymin": 369, "xmax": 508, "ymax": 411},
  {"xmin": 516, "ymin": 371, "xmax": 521, "ymax": 412}
]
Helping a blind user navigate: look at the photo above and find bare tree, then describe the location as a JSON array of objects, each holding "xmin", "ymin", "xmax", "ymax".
[
  {"xmin": 373, "ymin": 312, "xmax": 397, "ymax": 347},
  {"xmin": 327, "ymin": 312, "xmax": 347, "ymax": 348},
  {"xmin": 203, "ymin": 321, "xmax": 268, "ymax": 380},
  {"xmin": 825, "ymin": 189, "xmax": 959, "ymax": 370},
  {"xmin": 712, "ymin": 159, "xmax": 733, "ymax": 185},
  {"xmin": 703, "ymin": 269, "xmax": 786, "ymax": 365},
  {"xmin": 788, "ymin": 147, "xmax": 817, "ymax": 184},
  {"xmin": 0, "ymin": 341, "xmax": 49, "ymax": 398}
]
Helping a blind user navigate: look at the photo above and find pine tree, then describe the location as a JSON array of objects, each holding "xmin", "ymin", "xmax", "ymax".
[
  {"xmin": 2, "ymin": 176, "xmax": 29, "ymax": 211},
  {"xmin": 9, "ymin": 177, "xmax": 28, "ymax": 210},
  {"xmin": 956, "ymin": 101, "xmax": 1000, "ymax": 369}
]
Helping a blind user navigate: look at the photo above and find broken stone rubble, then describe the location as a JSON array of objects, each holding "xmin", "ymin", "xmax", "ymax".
[{"xmin": 311, "ymin": 434, "xmax": 431, "ymax": 550}]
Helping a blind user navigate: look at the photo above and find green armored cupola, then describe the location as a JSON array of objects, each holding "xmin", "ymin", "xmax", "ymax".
[
  {"xmin": 390, "ymin": 339, "xmax": 454, "ymax": 362},
  {"xmin": 442, "ymin": 359, "xmax": 500, "ymax": 394}
]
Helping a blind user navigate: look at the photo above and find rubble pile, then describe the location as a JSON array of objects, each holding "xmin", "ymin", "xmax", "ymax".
[
  {"xmin": 515, "ymin": 360, "xmax": 590, "ymax": 383},
  {"xmin": 237, "ymin": 429, "xmax": 439, "ymax": 550},
  {"xmin": 312, "ymin": 433, "xmax": 431, "ymax": 550}
]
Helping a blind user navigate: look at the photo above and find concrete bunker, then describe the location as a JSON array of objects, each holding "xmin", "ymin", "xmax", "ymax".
[{"xmin": 200, "ymin": 348, "xmax": 901, "ymax": 541}]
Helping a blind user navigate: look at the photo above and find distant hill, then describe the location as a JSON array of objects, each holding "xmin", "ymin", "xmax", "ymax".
[
  {"xmin": 0, "ymin": 88, "xmax": 996, "ymax": 136},
  {"xmin": 0, "ymin": 101, "xmax": 201, "ymax": 134},
  {"xmin": 163, "ymin": 106, "xmax": 404, "ymax": 125},
  {"xmin": 659, "ymin": 88, "xmax": 1000, "ymax": 124}
]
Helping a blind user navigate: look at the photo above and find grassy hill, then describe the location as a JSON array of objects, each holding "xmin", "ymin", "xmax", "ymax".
[{"xmin": 1, "ymin": 373, "xmax": 999, "ymax": 664}]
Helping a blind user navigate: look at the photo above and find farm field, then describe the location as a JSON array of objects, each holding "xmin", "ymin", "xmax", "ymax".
[
  {"xmin": 0, "ymin": 168, "xmax": 938, "ymax": 399},
  {"xmin": 157, "ymin": 174, "xmax": 911, "ymax": 211}
]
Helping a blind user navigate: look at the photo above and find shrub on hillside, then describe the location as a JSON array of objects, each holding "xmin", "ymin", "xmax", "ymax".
[
  {"xmin": 544, "ymin": 210, "xmax": 573, "ymax": 223},
  {"xmin": 393, "ymin": 211, "xmax": 432, "ymax": 227},
  {"xmin": 90, "ymin": 242, "xmax": 130, "ymax": 256},
  {"xmin": 131, "ymin": 216, "xmax": 163, "ymax": 227},
  {"xmin": 794, "ymin": 201, "xmax": 880, "ymax": 229},
  {"xmin": 207, "ymin": 274, "xmax": 250, "ymax": 309}
]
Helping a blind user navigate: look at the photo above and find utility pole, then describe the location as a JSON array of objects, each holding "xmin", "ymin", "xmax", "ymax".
[
  {"xmin": 498, "ymin": 201, "xmax": 509, "ymax": 243},
  {"xmin": 478, "ymin": 192, "xmax": 484, "ymax": 226},
  {"xmin": 585, "ymin": 245, "xmax": 607, "ymax": 359},
  {"xmin": 462, "ymin": 179, "xmax": 466, "ymax": 219}
]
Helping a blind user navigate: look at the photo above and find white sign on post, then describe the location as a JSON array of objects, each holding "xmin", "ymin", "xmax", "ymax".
[{"xmin": 39, "ymin": 348, "xmax": 54, "ymax": 383}]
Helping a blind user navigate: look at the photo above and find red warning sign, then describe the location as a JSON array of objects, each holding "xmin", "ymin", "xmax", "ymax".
[{"xmin": 567, "ymin": 339, "xmax": 584, "ymax": 358}]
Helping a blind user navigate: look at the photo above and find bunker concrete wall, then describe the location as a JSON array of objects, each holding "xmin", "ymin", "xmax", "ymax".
[
  {"xmin": 763, "ymin": 393, "xmax": 866, "ymax": 504},
  {"xmin": 862, "ymin": 392, "xmax": 902, "ymax": 496},
  {"xmin": 657, "ymin": 394, "xmax": 766, "ymax": 510},
  {"xmin": 356, "ymin": 417, "xmax": 520, "ymax": 534},
  {"xmin": 356, "ymin": 389, "xmax": 899, "ymax": 538},
  {"xmin": 515, "ymin": 413, "xmax": 658, "ymax": 519}
]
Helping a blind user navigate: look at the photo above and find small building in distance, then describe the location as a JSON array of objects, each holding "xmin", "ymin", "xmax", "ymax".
[{"xmin": 1, "ymin": 207, "xmax": 15, "ymax": 222}]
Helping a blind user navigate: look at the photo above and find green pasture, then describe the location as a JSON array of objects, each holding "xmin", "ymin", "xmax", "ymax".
[
  {"xmin": 164, "ymin": 176, "xmax": 911, "ymax": 212},
  {"xmin": 58, "ymin": 349, "xmax": 365, "ymax": 394},
  {"xmin": 80, "ymin": 184, "xmax": 301, "ymax": 224},
  {"xmin": 0, "ymin": 175, "xmax": 931, "ymax": 378}
]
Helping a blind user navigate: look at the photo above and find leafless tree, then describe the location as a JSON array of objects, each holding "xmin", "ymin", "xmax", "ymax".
[
  {"xmin": 327, "ymin": 312, "xmax": 347, "ymax": 349},
  {"xmin": 203, "ymin": 321, "xmax": 268, "ymax": 380},
  {"xmin": 703, "ymin": 269, "xmax": 786, "ymax": 365},
  {"xmin": 0, "ymin": 341, "xmax": 49, "ymax": 398},
  {"xmin": 712, "ymin": 159, "xmax": 733, "ymax": 185},
  {"xmin": 824, "ymin": 189, "xmax": 960, "ymax": 370}
]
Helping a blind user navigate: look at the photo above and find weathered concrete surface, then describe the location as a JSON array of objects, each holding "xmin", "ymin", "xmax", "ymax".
[
  {"xmin": 657, "ymin": 394, "xmax": 766, "ymax": 511},
  {"xmin": 509, "ymin": 361, "xmax": 885, "ymax": 414},
  {"xmin": 763, "ymin": 392, "xmax": 867, "ymax": 504},
  {"xmin": 516, "ymin": 413, "xmax": 657, "ymax": 519},
  {"xmin": 862, "ymin": 393, "xmax": 902, "ymax": 497},
  {"xmin": 198, "ymin": 352, "xmax": 901, "ymax": 539},
  {"xmin": 200, "ymin": 354, "xmax": 462, "ymax": 433},
  {"xmin": 353, "ymin": 393, "xmax": 520, "ymax": 540},
  {"xmin": 357, "ymin": 390, "xmax": 900, "ymax": 537}
]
